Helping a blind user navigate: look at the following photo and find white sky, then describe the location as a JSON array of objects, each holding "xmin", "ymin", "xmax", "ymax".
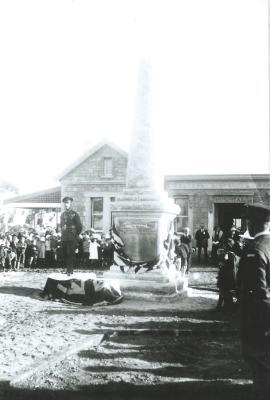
[{"xmin": 0, "ymin": 0, "xmax": 269, "ymax": 194}]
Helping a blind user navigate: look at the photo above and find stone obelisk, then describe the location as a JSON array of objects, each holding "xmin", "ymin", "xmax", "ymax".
[
  {"xmin": 126, "ymin": 61, "xmax": 163, "ymax": 193},
  {"xmin": 111, "ymin": 60, "xmax": 179, "ymax": 264}
]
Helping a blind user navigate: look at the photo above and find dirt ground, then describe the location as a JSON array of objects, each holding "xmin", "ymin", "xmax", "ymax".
[{"xmin": 0, "ymin": 267, "xmax": 256, "ymax": 400}]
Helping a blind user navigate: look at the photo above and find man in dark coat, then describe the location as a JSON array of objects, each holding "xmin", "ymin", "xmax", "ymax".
[
  {"xmin": 237, "ymin": 202, "xmax": 270, "ymax": 394},
  {"xmin": 195, "ymin": 223, "xmax": 210, "ymax": 263},
  {"xmin": 211, "ymin": 225, "xmax": 223, "ymax": 263},
  {"xmin": 101, "ymin": 235, "xmax": 114, "ymax": 270},
  {"xmin": 60, "ymin": 197, "xmax": 82, "ymax": 275},
  {"xmin": 216, "ymin": 237, "xmax": 239, "ymax": 311}
]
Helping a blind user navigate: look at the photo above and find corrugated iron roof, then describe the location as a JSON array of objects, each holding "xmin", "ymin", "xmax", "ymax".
[{"xmin": 3, "ymin": 187, "xmax": 61, "ymax": 205}]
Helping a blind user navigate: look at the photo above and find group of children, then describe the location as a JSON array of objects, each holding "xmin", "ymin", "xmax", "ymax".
[{"xmin": 0, "ymin": 229, "xmax": 115, "ymax": 271}]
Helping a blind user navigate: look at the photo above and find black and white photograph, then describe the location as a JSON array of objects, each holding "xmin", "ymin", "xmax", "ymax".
[{"xmin": 0, "ymin": 0, "xmax": 269, "ymax": 399}]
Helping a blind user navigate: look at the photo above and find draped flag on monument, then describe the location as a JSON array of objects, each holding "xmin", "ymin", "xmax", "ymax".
[
  {"xmin": 113, "ymin": 249, "xmax": 161, "ymax": 274},
  {"xmin": 133, "ymin": 255, "xmax": 161, "ymax": 274},
  {"xmin": 161, "ymin": 223, "xmax": 176, "ymax": 270},
  {"xmin": 112, "ymin": 223, "xmax": 162, "ymax": 273},
  {"xmin": 113, "ymin": 252, "xmax": 131, "ymax": 273},
  {"xmin": 111, "ymin": 222, "xmax": 124, "ymax": 248}
]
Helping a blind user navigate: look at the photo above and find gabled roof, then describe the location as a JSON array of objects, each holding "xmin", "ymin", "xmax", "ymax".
[
  {"xmin": 3, "ymin": 186, "xmax": 61, "ymax": 205},
  {"xmin": 58, "ymin": 139, "xmax": 128, "ymax": 180}
]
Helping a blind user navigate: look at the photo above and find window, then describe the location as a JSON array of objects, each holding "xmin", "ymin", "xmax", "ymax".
[
  {"xmin": 103, "ymin": 157, "xmax": 113, "ymax": 177},
  {"xmin": 91, "ymin": 197, "xmax": 103, "ymax": 230},
  {"xmin": 174, "ymin": 198, "xmax": 189, "ymax": 232},
  {"xmin": 233, "ymin": 218, "xmax": 242, "ymax": 230}
]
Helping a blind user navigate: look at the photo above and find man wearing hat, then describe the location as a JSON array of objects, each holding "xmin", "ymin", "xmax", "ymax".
[
  {"xmin": 195, "ymin": 223, "xmax": 210, "ymax": 263},
  {"xmin": 60, "ymin": 197, "xmax": 82, "ymax": 275},
  {"xmin": 237, "ymin": 202, "xmax": 270, "ymax": 393}
]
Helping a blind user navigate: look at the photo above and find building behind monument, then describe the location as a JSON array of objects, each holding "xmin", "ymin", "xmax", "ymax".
[{"xmin": 3, "ymin": 140, "xmax": 270, "ymax": 239}]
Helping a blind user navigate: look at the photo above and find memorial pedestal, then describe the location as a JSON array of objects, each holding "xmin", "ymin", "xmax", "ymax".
[
  {"xmin": 112, "ymin": 188, "xmax": 178, "ymax": 263},
  {"xmin": 111, "ymin": 188, "xmax": 188, "ymax": 297},
  {"xmin": 103, "ymin": 266, "xmax": 188, "ymax": 298}
]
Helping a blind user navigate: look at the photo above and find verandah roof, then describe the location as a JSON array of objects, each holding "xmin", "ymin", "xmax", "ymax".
[{"xmin": 3, "ymin": 187, "xmax": 61, "ymax": 209}]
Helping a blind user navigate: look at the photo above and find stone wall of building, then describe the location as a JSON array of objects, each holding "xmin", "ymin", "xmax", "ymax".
[
  {"xmin": 60, "ymin": 145, "xmax": 127, "ymax": 230},
  {"xmin": 192, "ymin": 192, "xmax": 209, "ymax": 230},
  {"xmin": 165, "ymin": 175, "xmax": 270, "ymax": 240},
  {"xmin": 5, "ymin": 140, "xmax": 269, "ymax": 240},
  {"xmin": 58, "ymin": 143, "xmax": 269, "ymax": 236},
  {"xmin": 62, "ymin": 144, "xmax": 127, "ymax": 184}
]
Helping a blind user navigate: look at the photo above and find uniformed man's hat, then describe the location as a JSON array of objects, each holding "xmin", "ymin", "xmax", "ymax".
[
  {"xmin": 62, "ymin": 196, "xmax": 73, "ymax": 203},
  {"xmin": 243, "ymin": 202, "xmax": 270, "ymax": 222}
]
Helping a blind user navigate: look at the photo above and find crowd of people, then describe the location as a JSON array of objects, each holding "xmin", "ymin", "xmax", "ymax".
[
  {"xmin": 1, "ymin": 197, "xmax": 270, "ymax": 393},
  {"xmin": 0, "ymin": 228, "xmax": 115, "ymax": 272},
  {"xmin": 172, "ymin": 223, "xmax": 250, "ymax": 312},
  {"xmin": 0, "ymin": 222, "xmax": 245, "ymax": 275},
  {"xmin": 194, "ymin": 224, "xmax": 248, "ymax": 312},
  {"xmin": 178, "ymin": 207, "xmax": 270, "ymax": 394},
  {"xmin": 209, "ymin": 225, "xmax": 248, "ymax": 312},
  {"xmin": 194, "ymin": 223, "xmax": 245, "ymax": 264},
  {"xmin": 172, "ymin": 223, "xmax": 244, "ymax": 277}
]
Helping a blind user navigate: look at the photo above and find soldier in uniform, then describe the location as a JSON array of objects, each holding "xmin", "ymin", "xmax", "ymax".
[
  {"xmin": 60, "ymin": 197, "xmax": 82, "ymax": 275},
  {"xmin": 237, "ymin": 202, "xmax": 270, "ymax": 395}
]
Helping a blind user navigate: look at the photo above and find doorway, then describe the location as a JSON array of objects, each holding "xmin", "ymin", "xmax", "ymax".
[{"xmin": 214, "ymin": 203, "xmax": 246, "ymax": 234}]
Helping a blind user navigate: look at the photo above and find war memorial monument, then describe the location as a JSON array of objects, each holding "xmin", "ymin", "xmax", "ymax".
[{"xmin": 105, "ymin": 61, "xmax": 186, "ymax": 296}]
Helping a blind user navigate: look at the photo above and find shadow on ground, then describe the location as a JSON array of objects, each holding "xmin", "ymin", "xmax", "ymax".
[
  {"xmin": 78, "ymin": 330, "xmax": 246, "ymax": 376},
  {"xmin": 2, "ymin": 380, "xmax": 266, "ymax": 400},
  {"xmin": 0, "ymin": 286, "xmax": 42, "ymax": 299}
]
